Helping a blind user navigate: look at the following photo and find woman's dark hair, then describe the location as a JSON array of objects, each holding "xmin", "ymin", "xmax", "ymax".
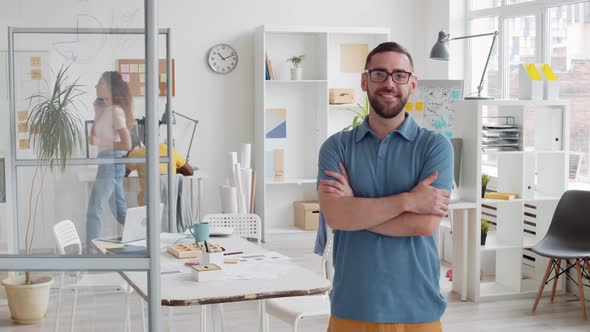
[
  {"xmin": 365, "ymin": 42, "xmax": 414, "ymax": 71},
  {"xmin": 100, "ymin": 71, "xmax": 135, "ymax": 130}
]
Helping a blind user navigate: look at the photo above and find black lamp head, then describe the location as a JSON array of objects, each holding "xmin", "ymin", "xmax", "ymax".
[{"xmin": 159, "ymin": 110, "xmax": 176, "ymax": 126}]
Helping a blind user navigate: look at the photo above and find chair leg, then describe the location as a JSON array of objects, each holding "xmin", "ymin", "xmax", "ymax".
[
  {"xmin": 71, "ymin": 288, "xmax": 79, "ymax": 332},
  {"xmin": 141, "ymin": 296, "xmax": 147, "ymax": 332},
  {"xmin": 575, "ymin": 259, "xmax": 587, "ymax": 320},
  {"xmin": 533, "ymin": 258, "xmax": 554, "ymax": 313},
  {"xmin": 550, "ymin": 259, "xmax": 561, "ymax": 303},
  {"xmin": 293, "ymin": 317, "xmax": 301, "ymax": 332},
  {"xmin": 259, "ymin": 300, "xmax": 268, "ymax": 332},
  {"xmin": 124, "ymin": 285, "xmax": 131, "ymax": 332},
  {"xmin": 168, "ymin": 306, "xmax": 176, "ymax": 332},
  {"xmin": 54, "ymin": 287, "xmax": 63, "ymax": 332}
]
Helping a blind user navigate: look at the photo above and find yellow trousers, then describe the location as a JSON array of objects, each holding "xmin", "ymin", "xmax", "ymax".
[{"xmin": 328, "ymin": 316, "xmax": 443, "ymax": 332}]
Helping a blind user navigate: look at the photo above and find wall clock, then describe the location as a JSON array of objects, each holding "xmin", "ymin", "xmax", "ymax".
[{"xmin": 208, "ymin": 44, "xmax": 238, "ymax": 74}]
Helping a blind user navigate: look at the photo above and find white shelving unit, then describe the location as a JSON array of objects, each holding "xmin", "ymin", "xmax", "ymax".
[
  {"xmin": 451, "ymin": 99, "xmax": 569, "ymax": 301},
  {"xmin": 254, "ymin": 26, "xmax": 389, "ymax": 241}
]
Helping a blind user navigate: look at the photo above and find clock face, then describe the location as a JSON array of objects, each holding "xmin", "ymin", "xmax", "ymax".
[{"xmin": 208, "ymin": 44, "xmax": 238, "ymax": 74}]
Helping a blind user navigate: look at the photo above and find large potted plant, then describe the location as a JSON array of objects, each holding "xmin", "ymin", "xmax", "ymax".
[
  {"xmin": 341, "ymin": 95, "xmax": 369, "ymax": 131},
  {"xmin": 1, "ymin": 65, "xmax": 85, "ymax": 324}
]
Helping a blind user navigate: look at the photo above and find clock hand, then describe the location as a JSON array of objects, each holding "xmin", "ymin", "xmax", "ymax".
[{"xmin": 217, "ymin": 52, "xmax": 226, "ymax": 60}]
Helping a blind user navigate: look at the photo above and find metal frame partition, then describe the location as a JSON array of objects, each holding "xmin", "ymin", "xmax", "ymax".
[{"xmin": 2, "ymin": 4, "xmax": 170, "ymax": 329}]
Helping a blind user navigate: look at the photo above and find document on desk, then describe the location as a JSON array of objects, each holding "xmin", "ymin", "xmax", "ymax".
[
  {"xmin": 233, "ymin": 251, "xmax": 291, "ymax": 264},
  {"xmin": 223, "ymin": 261, "xmax": 292, "ymax": 280}
]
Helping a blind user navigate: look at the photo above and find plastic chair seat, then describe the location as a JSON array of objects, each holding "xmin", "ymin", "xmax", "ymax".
[
  {"xmin": 532, "ymin": 238, "xmax": 590, "ymax": 259},
  {"xmin": 265, "ymin": 294, "xmax": 330, "ymax": 324},
  {"xmin": 61, "ymin": 272, "xmax": 126, "ymax": 289}
]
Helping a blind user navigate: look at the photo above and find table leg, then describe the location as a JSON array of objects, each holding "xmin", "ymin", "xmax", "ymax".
[
  {"xmin": 200, "ymin": 305, "xmax": 207, "ymax": 332},
  {"xmin": 197, "ymin": 178, "xmax": 203, "ymax": 222},
  {"xmin": 211, "ymin": 303, "xmax": 224, "ymax": 332},
  {"xmin": 461, "ymin": 209, "xmax": 468, "ymax": 302}
]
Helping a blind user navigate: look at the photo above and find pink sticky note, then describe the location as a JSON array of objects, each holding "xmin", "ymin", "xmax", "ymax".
[
  {"xmin": 120, "ymin": 64, "xmax": 130, "ymax": 73},
  {"xmin": 121, "ymin": 73, "xmax": 130, "ymax": 82}
]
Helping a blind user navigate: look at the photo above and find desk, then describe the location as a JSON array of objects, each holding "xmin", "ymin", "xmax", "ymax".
[{"xmin": 93, "ymin": 235, "xmax": 330, "ymax": 331}]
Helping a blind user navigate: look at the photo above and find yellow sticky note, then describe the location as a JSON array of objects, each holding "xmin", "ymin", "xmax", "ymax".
[
  {"xmin": 17, "ymin": 110, "xmax": 29, "ymax": 121},
  {"xmin": 525, "ymin": 64, "xmax": 543, "ymax": 81},
  {"xmin": 30, "ymin": 56, "xmax": 41, "ymax": 67},
  {"xmin": 31, "ymin": 69, "xmax": 42, "ymax": 80},
  {"xmin": 415, "ymin": 102, "xmax": 425, "ymax": 111},
  {"xmin": 160, "ymin": 73, "xmax": 167, "ymax": 83},
  {"xmin": 541, "ymin": 64, "xmax": 557, "ymax": 81},
  {"xmin": 19, "ymin": 139, "xmax": 30, "ymax": 150},
  {"xmin": 405, "ymin": 102, "xmax": 414, "ymax": 111}
]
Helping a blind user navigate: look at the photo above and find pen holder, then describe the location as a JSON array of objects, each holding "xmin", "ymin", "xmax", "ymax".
[
  {"xmin": 202, "ymin": 251, "xmax": 224, "ymax": 266},
  {"xmin": 191, "ymin": 264, "xmax": 223, "ymax": 282}
]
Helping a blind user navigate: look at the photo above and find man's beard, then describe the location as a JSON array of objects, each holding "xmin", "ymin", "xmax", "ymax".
[{"xmin": 367, "ymin": 87, "xmax": 409, "ymax": 119}]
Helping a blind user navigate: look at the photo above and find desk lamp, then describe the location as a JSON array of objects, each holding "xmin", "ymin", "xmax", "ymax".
[
  {"xmin": 160, "ymin": 110, "xmax": 199, "ymax": 162},
  {"xmin": 430, "ymin": 30, "xmax": 498, "ymax": 100}
]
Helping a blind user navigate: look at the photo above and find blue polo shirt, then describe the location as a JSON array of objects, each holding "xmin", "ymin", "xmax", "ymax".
[{"xmin": 316, "ymin": 114, "xmax": 453, "ymax": 323}]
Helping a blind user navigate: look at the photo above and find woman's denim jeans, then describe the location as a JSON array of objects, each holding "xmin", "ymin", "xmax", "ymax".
[{"xmin": 86, "ymin": 150, "xmax": 127, "ymax": 242}]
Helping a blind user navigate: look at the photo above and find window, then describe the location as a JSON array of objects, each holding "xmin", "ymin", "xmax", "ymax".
[
  {"xmin": 467, "ymin": 1, "xmax": 590, "ymax": 183},
  {"xmin": 549, "ymin": 2, "xmax": 590, "ymax": 180}
]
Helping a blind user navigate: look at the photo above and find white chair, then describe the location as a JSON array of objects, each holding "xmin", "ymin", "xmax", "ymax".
[
  {"xmin": 203, "ymin": 213, "xmax": 262, "ymax": 244},
  {"xmin": 263, "ymin": 224, "xmax": 334, "ymax": 332},
  {"xmin": 52, "ymin": 220, "xmax": 143, "ymax": 332}
]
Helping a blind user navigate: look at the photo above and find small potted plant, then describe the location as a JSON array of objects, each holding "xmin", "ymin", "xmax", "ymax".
[
  {"xmin": 481, "ymin": 219, "xmax": 490, "ymax": 246},
  {"xmin": 287, "ymin": 54, "xmax": 305, "ymax": 80},
  {"xmin": 481, "ymin": 173, "xmax": 490, "ymax": 198}
]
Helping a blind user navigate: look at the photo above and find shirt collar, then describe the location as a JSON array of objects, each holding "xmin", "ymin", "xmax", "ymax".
[{"xmin": 354, "ymin": 113, "xmax": 419, "ymax": 143}]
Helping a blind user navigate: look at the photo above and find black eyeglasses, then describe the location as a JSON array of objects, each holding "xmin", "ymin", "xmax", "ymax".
[{"xmin": 365, "ymin": 69, "xmax": 413, "ymax": 84}]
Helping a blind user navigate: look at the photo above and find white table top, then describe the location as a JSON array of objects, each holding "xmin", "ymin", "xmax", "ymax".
[{"xmin": 93, "ymin": 236, "xmax": 330, "ymax": 306}]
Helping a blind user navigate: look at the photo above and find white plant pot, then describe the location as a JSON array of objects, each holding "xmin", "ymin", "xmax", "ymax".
[
  {"xmin": 290, "ymin": 67, "xmax": 303, "ymax": 80},
  {"xmin": 1, "ymin": 275, "xmax": 53, "ymax": 324}
]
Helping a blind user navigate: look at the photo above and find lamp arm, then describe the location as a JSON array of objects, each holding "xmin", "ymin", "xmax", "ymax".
[
  {"xmin": 449, "ymin": 31, "xmax": 498, "ymax": 41},
  {"xmin": 172, "ymin": 111, "xmax": 198, "ymax": 124},
  {"xmin": 475, "ymin": 32, "xmax": 498, "ymax": 97},
  {"xmin": 185, "ymin": 121, "xmax": 197, "ymax": 162}
]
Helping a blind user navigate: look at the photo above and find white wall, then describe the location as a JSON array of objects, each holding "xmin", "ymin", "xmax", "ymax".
[{"xmin": 0, "ymin": 0, "xmax": 420, "ymax": 228}]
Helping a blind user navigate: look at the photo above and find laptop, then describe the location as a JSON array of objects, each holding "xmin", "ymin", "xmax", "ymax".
[{"xmin": 101, "ymin": 203, "xmax": 163, "ymax": 244}]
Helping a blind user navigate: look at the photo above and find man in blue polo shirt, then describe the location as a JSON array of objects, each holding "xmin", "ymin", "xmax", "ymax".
[{"xmin": 317, "ymin": 42, "xmax": 453, "ymax": 331}]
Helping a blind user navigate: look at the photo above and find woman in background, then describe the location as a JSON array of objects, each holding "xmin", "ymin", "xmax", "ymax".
[{"xmin": 86, "ymin": 71, "xmax": 134, "ymax": 245}]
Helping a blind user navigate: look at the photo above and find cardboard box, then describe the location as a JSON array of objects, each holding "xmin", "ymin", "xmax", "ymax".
[
  {"xmin": 294, "ymin": 201, "xmax": 320, "ymax": 230},
  {"xmin": 329, "ymin": 88, "xmax": 355, "ymax": 104}
]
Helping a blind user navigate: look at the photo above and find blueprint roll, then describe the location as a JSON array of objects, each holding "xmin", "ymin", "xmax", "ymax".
[
  {"xmin": 234, "ymin": 163, "xmax": 247, "ymax": 214},
  {"xmin": 240, "ymin": 143, "xmax": 251, "ymax": 169},
  {"xmin": 227, "ymin": 152, "xmax": 238, "ymax": 186},
  {"xmin": 220, "ymin": 185, "xmax": 238, "ymax": 213},
  {"xmin": 241, "ymin": 168, "xmax": 253, "ymax": 213}
]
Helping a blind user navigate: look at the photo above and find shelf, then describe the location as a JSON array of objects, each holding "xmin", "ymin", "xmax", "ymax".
[
  {"xmin": 266, "ymin": 178, "xmax": 316, "ymax": 185},
  {"xmin": 462, "ymin": 99, "xmax": 569, "ymax": 107},
  {"xmin": 449, "ymin": 200, "xmax": 478, "ymax": 209},
  {"xmin": 481, "ymin": 232, "xmax": 537, "ymax": 252},
  {"xmin": 482, "ymin": 192, "xmax": 562, "ymax": 204},
  {"xmin": 483, "ymin": 150, "xmax": 565, "ymax": 156},
  {"xmin": 329, "ymin": 103, "xmax": 356, "ymax": 108},
  {"xmin": 265, "ymin": 80, "xmax": 328, "ymax": 84},
  {"xmin": 479, "ymin": 278, "xmax": 563, "ymax": 300}
]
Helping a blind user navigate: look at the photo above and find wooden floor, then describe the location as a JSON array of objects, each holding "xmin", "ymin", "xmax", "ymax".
[{"xmin": 0, "ymin": 232, "xmax": 589, "ymax": 331}]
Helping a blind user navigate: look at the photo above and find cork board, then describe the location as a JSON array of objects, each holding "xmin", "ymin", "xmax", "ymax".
[{"xmin": 117, "ymin": 59, "xmax": 175, "ymax": 97}]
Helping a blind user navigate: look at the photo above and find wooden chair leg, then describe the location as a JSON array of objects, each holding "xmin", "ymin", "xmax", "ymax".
[
  {"xmin": 585, "ymin": 258, "xmax": 590, "ymax": 280},
  {"xmin": 533, "ymin": 258, "xmax": 554, "ymax": 313},
  {"xmin": 550, "ymin": 259, "xmax": 561, "ymax": 303},
  {"xmin": 575, "ymin": 259, "xmax": 587, "ymax": 320}
]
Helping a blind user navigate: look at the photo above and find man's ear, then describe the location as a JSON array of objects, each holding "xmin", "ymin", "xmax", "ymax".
[
  {"xmin": 361, "ymin": 72, "xmax": 367, "ymax": 92},
  {"xmin": 409, "ymin": 76, "xmax": 417, "ymax": 95}
]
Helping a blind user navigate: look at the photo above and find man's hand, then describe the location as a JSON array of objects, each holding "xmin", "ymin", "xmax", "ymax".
[
  {"xmin": 319, "ymin": 162, "xmax": 353, "ymax": 197},
  {"xmin": 408, "ymin": 171, "xmax": 450, "ymax": 216}
]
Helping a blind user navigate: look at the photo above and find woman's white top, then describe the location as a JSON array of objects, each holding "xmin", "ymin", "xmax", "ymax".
[{"xmin": 93, "ymin": 105, "xmax": 126, "ymax": 151}]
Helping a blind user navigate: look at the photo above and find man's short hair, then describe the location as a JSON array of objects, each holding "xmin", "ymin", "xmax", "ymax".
[{"xmin": 365, "ymin": 42, "xmax": 414, "ymax": 71}]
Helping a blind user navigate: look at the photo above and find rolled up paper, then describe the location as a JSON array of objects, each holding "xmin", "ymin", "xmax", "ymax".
[{"xmin": 240, "ymin": 143, "xmax": 251, "ymax": 169}]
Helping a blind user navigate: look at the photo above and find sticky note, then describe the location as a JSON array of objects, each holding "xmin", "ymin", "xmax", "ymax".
[
  {"xmin": 120, "ymin": 64, "xmax": 130, "ymax": 73},
  {"xmin": 31, "ymin": 69, "xmax": 42, "ymax": 80},
  {"xmin": 525, "ymin": 64, "xmax": 543, "ymax": 81},
  {"xmin": 139, "ymin": 73, "xmax": 145, "ymax": 83},
  {"xmin": 160, "ymin": 73, "xmax": 167, "ymax": 83},
  {"xmin": 129, "ymin": 64, "xmax": 139, "ymax": 73},
  {"xmin": 405, "ymin": 102, "xmax": 414, "ymax": 111},
  {"xmin": 541, "ymin": 64, "xmax": 557, "ymax": 81},
  {"xmin": 138, "ymin": 64, "xmax": 145, "ymax": 73},
  {"xmin": 17, "ymin": 110, "xmax": 29, "ymax": 121},
  {"xmin": 17, "ymin": 122, "xmax": 29, "ymax": 133},
  {"xmin": 451, "ymin": 90, "xmax": 461, "ymax": 100},
  {"xmin": 121, "ymin": 73, "xmax": 130, "ymax": 83},
  {"xmin": 19, "ymin": 139, "xmax": 30, "ymax": 150},
  {"xmin": 415, "ymin": 102, "xmax": 425, "ymax": 111},
  {"xmin": 30, "ymin": 56, "xmax": 41, "ymax": 67}
]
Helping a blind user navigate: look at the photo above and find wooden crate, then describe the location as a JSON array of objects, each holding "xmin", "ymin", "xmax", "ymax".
[
  {"xmin": 294, "ymin": 201, "xmax": 320, "ymax": 230},
  {"xmin": 167, "ymin": 243, "xmax": 203, "ymax": 259},
  {"xmin": 329, "ymin": 88, "xmax": 355, "ymax": 104}
]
